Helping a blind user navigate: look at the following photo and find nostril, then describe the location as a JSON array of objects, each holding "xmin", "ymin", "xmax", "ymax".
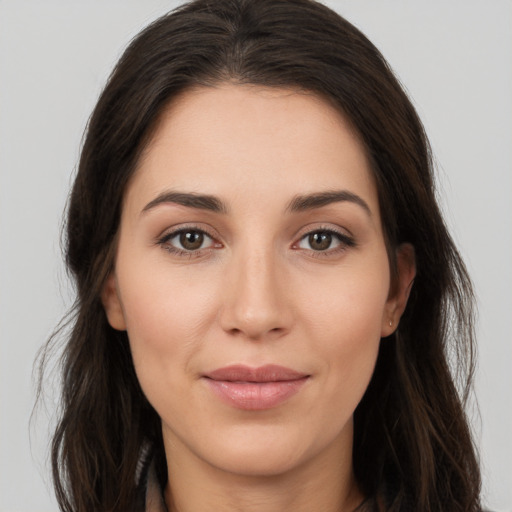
[{"xmin": 218, "ymin": 269, "xmax": 294, "ymax": 339}]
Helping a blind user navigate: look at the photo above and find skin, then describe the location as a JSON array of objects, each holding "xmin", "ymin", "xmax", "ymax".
[{"xmin": 102, "ymin": 84, "xmax": 415, "ymax": 512}]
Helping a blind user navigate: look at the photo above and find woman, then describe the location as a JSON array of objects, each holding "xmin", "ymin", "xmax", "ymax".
[{"xmin": 43, "ymin": 0, "xmax": 481, "ymax": 510}]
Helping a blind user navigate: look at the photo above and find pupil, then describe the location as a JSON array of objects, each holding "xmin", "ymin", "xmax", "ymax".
[
  {"xmin": 310, "ymin": 232, "xmax": 331, "ymax": 251},
  {"xmin": 180, "ymin": 231, "xmax": 204, "ymax": 250}
]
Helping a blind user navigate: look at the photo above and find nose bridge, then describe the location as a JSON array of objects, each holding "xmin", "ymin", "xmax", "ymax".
[{"xmin": 220, "ymin": 240, "xmax": 291, "ymax": 339}]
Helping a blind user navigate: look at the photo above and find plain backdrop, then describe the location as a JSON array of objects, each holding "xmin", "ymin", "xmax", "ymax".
[{"xmin": 0, "ymin": 1, "xmax": 511, "ymax": 511}]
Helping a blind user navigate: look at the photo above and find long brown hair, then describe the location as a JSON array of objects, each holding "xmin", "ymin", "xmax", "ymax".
[{"xmin": 39, "ymin": 0, "xmax": 481, "ymax": 510}]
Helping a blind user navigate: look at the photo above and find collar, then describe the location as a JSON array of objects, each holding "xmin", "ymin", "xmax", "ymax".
[{"xmin": 143, "ymin": 457, "xmax": 168, "ymax": 512}]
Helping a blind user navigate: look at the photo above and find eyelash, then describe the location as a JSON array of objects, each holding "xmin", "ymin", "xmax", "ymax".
[
  {"xmin": 157, "ymin": 225, "xmax": 220, "ymax": 259},
  {"xmin": 294, "ymin": 226, "xmax": 356, "ymax": 259},
  {"xmin": 156, "ymin": 225, "xmax": 356, "ymax": 259}
]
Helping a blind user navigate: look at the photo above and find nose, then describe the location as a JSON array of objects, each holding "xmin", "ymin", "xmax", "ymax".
[{"xmin": 218, "ymin": 247, "xmax": 293, "ymax": 341}]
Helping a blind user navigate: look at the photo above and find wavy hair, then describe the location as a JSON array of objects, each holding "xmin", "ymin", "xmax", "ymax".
[{"xmin": 39, "ymin": 0, "xmax": 481, "ymax": 510}]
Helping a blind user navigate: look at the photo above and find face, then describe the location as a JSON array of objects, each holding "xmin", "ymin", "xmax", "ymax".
[{"xmin": 103, "ymin": 84, "xmax": 414, "ymax": 480}]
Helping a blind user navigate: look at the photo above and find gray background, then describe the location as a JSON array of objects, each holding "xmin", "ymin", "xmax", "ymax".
[{"xmin": 0, "ymin": 1, "xmax": 510, "ymax": 511}]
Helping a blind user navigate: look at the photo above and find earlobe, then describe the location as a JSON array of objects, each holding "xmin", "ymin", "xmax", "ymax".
[
  {"xmin": 101, "ymin": 273, "xmax": 127, "ymax": 331},
  {"xmin": 381, "ymin": 243, "xmax": 416, "ymax": 337}
]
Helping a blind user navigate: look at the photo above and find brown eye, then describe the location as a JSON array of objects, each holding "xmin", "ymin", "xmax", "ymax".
[
  {"xmin": 297, "ymin": 229, "xmax": 355, "ymax": 254},
  {"xmin": 160, "ymin": 228, "xmax": 216, "ymax": 254},
  {"xmin": 179, "ymin": 231, "xmax": 205, "ymax": 250},
  {"xmin": 308, "ymin": 231, "xmax": 333, "ymax": 251}
]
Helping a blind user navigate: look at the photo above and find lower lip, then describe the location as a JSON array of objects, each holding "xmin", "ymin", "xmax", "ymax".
[{"xmin": 204, "ymin": 377, "xmax": 309, "ymax": 410}]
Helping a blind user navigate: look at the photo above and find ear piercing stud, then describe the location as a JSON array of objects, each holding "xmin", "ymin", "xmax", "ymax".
[{"xmin": 389, "ymin": 320, "xmax": 393, "ymax": 327}]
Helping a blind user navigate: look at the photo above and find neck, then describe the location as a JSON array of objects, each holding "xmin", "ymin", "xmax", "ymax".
[{"xmin": 163, "ymin": 429, "xmax": 364, "ymax": 512}]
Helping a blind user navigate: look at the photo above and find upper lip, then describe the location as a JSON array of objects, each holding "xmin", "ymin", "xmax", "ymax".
[{"xmin": 204, "ymin": 364, "xmax": 308, "ymax": 382}]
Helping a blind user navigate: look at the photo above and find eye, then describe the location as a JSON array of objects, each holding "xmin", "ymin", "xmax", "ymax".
[
  {"xmin": 296, "ymin": 229, "xmax": 355, "ymax": 253},
  {"xmin": 158, "ymin": 227, "xmax": 218, "ymax": 255}
]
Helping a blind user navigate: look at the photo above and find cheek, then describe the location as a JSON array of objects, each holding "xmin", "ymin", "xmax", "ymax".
[
  {"xmin": 299, "ymin": 257, "xmax": 389, "ymax": 402},
  {"xmin": 115, "ymin": 255, "xmax": 220, "ymax": 393},
  {"xmin": 302, "ymin": 255, "xmax": 390, "ymax": 341}
]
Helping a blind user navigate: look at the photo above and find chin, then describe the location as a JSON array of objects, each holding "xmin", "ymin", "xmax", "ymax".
[
  {"xmin": 213, "ymin": 447, "xmax": 305, "ymax": 478},
  {"xmin": 198, "ymin": 424, "xmax": 323, "ymax": 478}
]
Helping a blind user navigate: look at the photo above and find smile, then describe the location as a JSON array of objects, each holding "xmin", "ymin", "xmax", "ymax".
[{"xmin": 202, "ymin": 364, "xmax": 310, "ymax": 410}]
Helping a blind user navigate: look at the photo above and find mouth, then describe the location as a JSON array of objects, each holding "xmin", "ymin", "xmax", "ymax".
[{"xmin": 202, "ymin": 364, "xmax": 310, "ymax": 410}]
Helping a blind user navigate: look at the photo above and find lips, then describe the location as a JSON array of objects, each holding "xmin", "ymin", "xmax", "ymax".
[{"xmin": 202, "ymin": 364, "xmax": 309, "ymax": 410}]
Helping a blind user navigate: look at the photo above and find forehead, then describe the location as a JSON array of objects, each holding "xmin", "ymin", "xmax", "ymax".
[{"xmin": 125, "ymin": 84, "xmax": 378, "ymax": 214}]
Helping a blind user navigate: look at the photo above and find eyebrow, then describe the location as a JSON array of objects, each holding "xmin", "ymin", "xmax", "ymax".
[
  {"xmin": 286, "ymin": 190, "xmax": 372, "ymax": 216},
  {"xmin": 142, "ymin": 191, "xmax": 228, "ymax": 215},
  {"xmin": 141, "ymin": 189, "xmax": 371, "ymax": 217}
]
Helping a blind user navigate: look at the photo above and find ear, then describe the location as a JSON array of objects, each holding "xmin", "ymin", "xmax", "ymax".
[
  {"xmin": 381, "ymin": 243, "xmax": 416, "ymax": 337},
  {"xmin": 101, "ymin": 273, "xmax": 127, "ymax": 331}
]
